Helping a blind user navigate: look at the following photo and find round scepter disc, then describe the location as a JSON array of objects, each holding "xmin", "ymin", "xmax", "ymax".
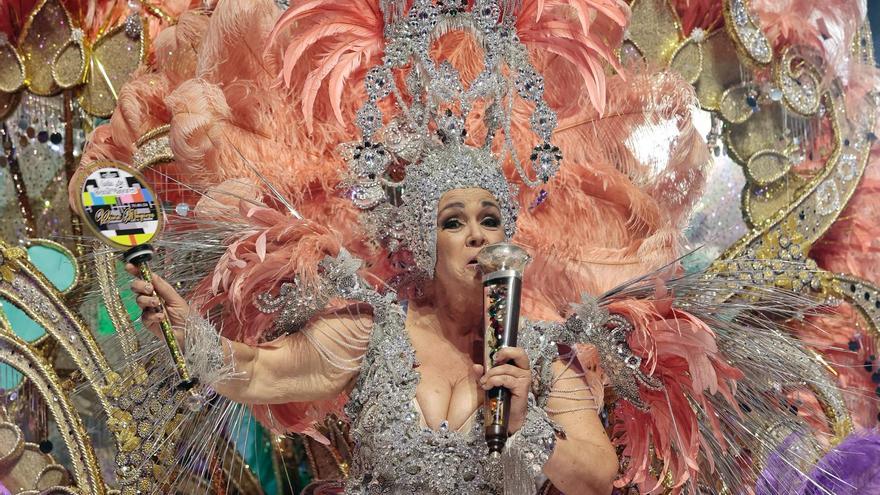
[{"xmin": 75, "ymin": 161, "xmax": 162, "ymax": 250}]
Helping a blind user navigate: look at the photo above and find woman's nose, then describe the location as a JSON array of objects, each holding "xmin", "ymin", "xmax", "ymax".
[{"xmin": 466, "ymin": 223, "xmax": 487, "ymax": 247}]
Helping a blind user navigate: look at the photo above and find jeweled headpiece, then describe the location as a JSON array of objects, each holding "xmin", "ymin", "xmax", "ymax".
[{"xmin": 344, "ymin": 0, "xmax": 564, "ymax": 276}]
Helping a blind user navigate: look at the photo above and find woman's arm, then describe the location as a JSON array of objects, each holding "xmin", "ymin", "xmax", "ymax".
[
  {"xmin": 542, "ymin": 356, "xmax": 618, "ymax": 495},
  {"xmin": 478, "ymin": 346, "xmax": 617, "ymax": 494},
  {"xmin": 210, "ymin": 307, "xmax": 372, "ymax": 404},
  {"xmin": 128, "ymin": 264, "xmax": 372, "ymax": 405}
]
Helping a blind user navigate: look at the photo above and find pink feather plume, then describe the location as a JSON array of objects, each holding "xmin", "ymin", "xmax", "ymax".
[{"xmin": 604, "ymin": 293, "xmax": 744, "ymax": 493}]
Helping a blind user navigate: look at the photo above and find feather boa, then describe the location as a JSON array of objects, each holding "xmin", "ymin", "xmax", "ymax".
[{"xmin": 758, "ymin": 430, "xmax": 880, "ymax": 495}]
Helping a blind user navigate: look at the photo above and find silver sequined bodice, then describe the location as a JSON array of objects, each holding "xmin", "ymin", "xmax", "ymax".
[{"xmin": 343, "ymin": 300, "xmax": 560, "ymax": 495}]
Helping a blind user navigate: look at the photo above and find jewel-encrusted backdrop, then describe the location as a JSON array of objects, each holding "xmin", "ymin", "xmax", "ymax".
[{"xmin": 0, "ymin": 0, "xmax": 879, "ymax": 494}]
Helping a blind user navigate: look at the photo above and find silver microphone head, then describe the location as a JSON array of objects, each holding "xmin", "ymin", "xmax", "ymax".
[{"xmin": 476, "ymin": 243, "xmax": 531, "ymax": 280}]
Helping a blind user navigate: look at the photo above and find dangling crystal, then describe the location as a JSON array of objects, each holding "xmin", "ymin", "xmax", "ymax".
[
  {"xmin": 124, "ymin": 14, "xmax": 142, "ymax": 40},
  {"xmin": 530, "ymin": 143, "xmax": 562, "ymax": 182},
  {"xmin": 529, "ymin": 189, "xmax": 548, "ymax": 211}
]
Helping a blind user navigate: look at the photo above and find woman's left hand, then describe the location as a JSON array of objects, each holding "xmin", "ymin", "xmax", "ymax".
[{"xmin": 473, "ymin": 346, "xmax": 532, "ymax": 434}]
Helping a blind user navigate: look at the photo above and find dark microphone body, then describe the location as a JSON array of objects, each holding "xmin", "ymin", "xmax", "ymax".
[{"xmin": 477, "ymin": 243, "xmax": 531, "ymax": 455}]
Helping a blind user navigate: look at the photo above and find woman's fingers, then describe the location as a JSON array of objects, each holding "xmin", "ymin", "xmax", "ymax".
[
  {"xmin": 479, "ymin": 364, "xmax": 530, "ymax": 393},
  {"xmin": 136, "ymin": 295, "xmax": 160, "ymax": 309},
  {"xmin": 126, "ymin": 263, "xmax": 185, "ymax": 306},
  {"xmin": 479, "ymin": 348, "xmax": 531, "ymax": 390},
  {"xmin": 148, "ymin": 272, "xmax": 184, "ymax": 304},
  {"xmin": 130, "ymin": 279, "xmax": 153, "ymax": 295},
  {"xmin": 143, "ymin": 311, "xmax": 165, "ymax": 323},
  {"xmin": 492, "ymin": 346, "xmax": 529, "ymax": 369},
  {"xmin": 482, "ymin": 364, "xmax": 529, "ymax": 380},
  {"xmin": 481, "ymin": 374, "xmax": 525, "ymax": 392}
]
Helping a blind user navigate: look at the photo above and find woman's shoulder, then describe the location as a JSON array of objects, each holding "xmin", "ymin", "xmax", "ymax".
[
  {"xmin": 322, "ymin": 302, "xmax": 376, "ymax": 323},
  {"xmin": 300, "ymin": 302, "xmax": 377, "ymax": 342}
]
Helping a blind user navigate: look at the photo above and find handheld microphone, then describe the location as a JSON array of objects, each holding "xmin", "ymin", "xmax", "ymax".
[{"xmin": 476, "ymin": 243, "xmax": 531, "ymax": 455}]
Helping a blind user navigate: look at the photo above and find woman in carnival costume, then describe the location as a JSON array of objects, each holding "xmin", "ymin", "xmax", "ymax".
[{"xmin": 75, "ymin": 0, "xmax": 880, "ymax": 493}]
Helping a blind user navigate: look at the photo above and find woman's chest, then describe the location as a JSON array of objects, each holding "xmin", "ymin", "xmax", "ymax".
[
  {"xmin": 413, "ymin": 356, "xmax": 482, "ymax": 431},
  {"xmin": 411, "ymin": 332, "xmax": 481, "ymax": 421}
]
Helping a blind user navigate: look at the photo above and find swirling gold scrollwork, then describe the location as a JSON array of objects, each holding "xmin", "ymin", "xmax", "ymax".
[
  {"xmin": 6, "ymin": 0, "xmax": 147, "ymax": 117},
  {"xmin": 774, "ymin": 48, "xmax": 821, "ymax": 117},
  {"xmin": 694, "ymin": 30, "xmax": 743, "ymax": 111},
  {"xmin": 722, "ymin": 87, "xmax": 876, "ymax": 261},
  {"xmin": 70, "ymin": 19, "xmax": 147, "ymax": 118},
  {"xmin": 718, "ymin": 83, "xmax": 756, "ymax": 124},
  {"xmin": 624, "ymin": 0, "xmax": 705, "ymax": 85},
  {"xmin": 0, "ymin": 241, "xmax": 113, "ymax": 415},
  {"xmin": 834, "ymin": 275, "xmax": 880, "ymax": 343},
  {"xmin": 669, "ymin": 36, "xmax": 704, "ymax": 85},
  {"xmin": 0, "ymin": 329, "xmax": 104, "ymax": 494},
  {"xmin": 133, "ymin": 125, "xmax": 174, "ymax": 171},
  {"xmin": 722, "ymin": 0, "xmax": 772, "ymax": 66},
  {"xmin": 745, "ymin": 150, "xmax": 793, "ymax": 186}
]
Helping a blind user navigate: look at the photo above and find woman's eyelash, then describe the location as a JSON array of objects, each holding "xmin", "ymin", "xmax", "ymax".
[
  {"xmin": 441, "ymin": 215, "xmax": 499, "ymax": 229},
  {"xmin": 442, "ymin": 218, "xmax": 463, "ymax": 228}
]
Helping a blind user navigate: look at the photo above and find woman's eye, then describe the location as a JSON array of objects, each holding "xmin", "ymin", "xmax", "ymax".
[
  {"xmin": 481, "ymin": 216, "xmax": 500, "ymax": 228},
  {"xmin": 442, "ymin": 218, "xmax": 463, "ymax": 229}
]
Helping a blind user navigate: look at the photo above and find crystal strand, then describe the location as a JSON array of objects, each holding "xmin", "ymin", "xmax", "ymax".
[{"xmin": 504, "ymin": 77, "xmax": 541, "ymax": 187}]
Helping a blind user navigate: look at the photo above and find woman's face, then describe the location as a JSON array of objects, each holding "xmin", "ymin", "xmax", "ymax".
[{"xmin": 434, "ymin": 188, "xmax": 506, "ymax": 293}]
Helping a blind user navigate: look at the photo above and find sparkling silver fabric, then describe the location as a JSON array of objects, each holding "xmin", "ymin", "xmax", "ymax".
[
  {"xmin": 343, "ymin": 294, "xmax": 559, "ymax": 494},
  {"xmin": 545, "ymin": 296, "xmax": 663, "ymax": 411},
  {"xmin": 182, "ymin": 312, "xmax": 241, "ymax": 394},
  {"xmin": 254, "ymin": 249, "xmax": 365, "ymax": 340}
]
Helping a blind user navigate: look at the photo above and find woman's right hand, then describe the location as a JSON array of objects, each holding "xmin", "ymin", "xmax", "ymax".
[{"xmin": 126, "ymin": 263, "xmax": 190, "ymax": 344}]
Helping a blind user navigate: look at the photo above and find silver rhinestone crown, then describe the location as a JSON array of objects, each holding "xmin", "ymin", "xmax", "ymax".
[{"xmin": 345, "ymin": 0, "xmax": 563, "ymax": 276}]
